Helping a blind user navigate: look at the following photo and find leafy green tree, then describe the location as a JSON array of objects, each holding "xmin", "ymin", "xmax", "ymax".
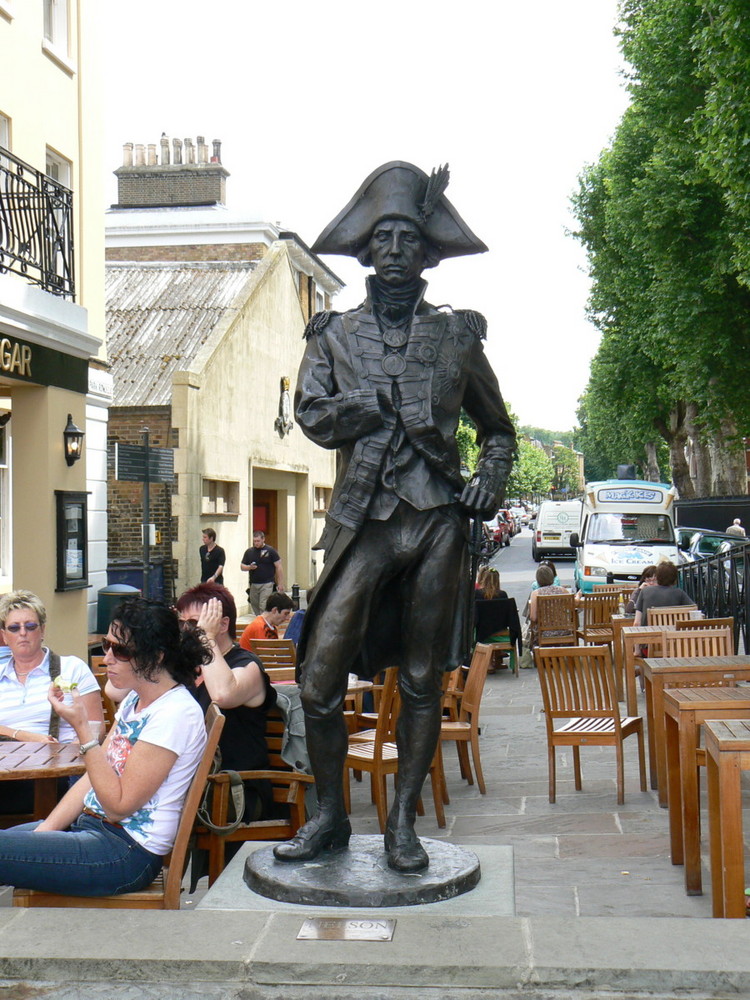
[
  {"xmin": 571, "ymin": 0, "xmax": 750, "ymax": 495},
  {"xmin": 455, "ymin": 411, "xmax": 480, "ymax": 476},
  {"xmin": 506, "ymin": 440, "xmax": 554, "ymax": 499},
  {"xmin": 551, "ymin": 445, "xmax": 581, "ymax": 495}
]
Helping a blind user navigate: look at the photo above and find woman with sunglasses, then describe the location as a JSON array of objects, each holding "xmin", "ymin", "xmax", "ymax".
[
  {"xmin": 0, "ymin": 589, "xmax": 103, "ymax": 746},
  {"xmin": 0, "ymin": 597, "xmax": 211, "ymax": 897}
]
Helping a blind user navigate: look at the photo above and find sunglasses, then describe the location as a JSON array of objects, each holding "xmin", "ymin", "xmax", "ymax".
[
  {"xmin": 178, "ymin": 617, "xmax": 199, "ymax": 631},
  {"xmin": 5, "ymin": 622, "xmax": 40, "ymax": 633},
  {"xmin": 101, "ymin": 636, "xmax": 135, "ymax": 661}
]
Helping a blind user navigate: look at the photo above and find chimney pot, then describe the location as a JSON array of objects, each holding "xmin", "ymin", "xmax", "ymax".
[
  {"xmin": 147, "ymin": 143, "xmax": 157, "ymax": 166},
  {"xmin": 122, "ymin": 142, "xmax": 133, "ymax": 167},
  {"xmin": 184, "ymin": 138, "xmax": 195, "ymax": 164},
  {"xmin": 135, "ymin": 143, "xmax": 145, "ymax": 166},
  {"xmin": 212, "ymin": 140, "xmax": 222, "ymax": 163},
  {"xmin": 172, "ymin": 138, "xmax": 182, "ymax": 165},
  {"xmin": 160, "ymin": 135, "xmax": 170, "ymax": 165}
]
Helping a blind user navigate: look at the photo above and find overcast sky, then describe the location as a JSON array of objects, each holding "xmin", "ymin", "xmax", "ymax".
[{"xmin": 102, "ymin": 1, "xmax": 630, "ymax": 431}]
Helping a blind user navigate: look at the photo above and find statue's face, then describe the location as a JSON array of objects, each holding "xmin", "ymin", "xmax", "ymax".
[{"xmin": 368, "ymin": 219, "xmax": 426, "ymax": 286}]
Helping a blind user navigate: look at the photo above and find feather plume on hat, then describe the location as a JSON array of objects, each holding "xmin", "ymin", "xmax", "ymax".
[{"xmin": 418, "ymin": 165, "xmax": 450, "ymax": 222}]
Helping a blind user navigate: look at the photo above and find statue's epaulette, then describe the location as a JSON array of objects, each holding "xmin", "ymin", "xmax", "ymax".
[
  {"xmin": 303, "ymin": 310, "xmax": 337, "ymax": 341},
  {"xmin": 456, "ymin": 309, "xmax": 487, "ymax": 340}
]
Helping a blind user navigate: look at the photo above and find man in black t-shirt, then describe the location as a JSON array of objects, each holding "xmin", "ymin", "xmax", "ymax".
[
  {"xmin": 241, "ymin": 530, "xmax": 285, "ymax": 615},
  {"xmin": 199, "ymin": 528, "xmax": 225, "ymax": 584}
]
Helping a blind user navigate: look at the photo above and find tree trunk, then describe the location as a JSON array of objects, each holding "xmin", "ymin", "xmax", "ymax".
[
  {"xmin": 684, "ymin": 402, "xmax": 712, "ymax": 496},
  {"xmin": 709, "ymin": 418, "xmax": 748, "ymax": 495},
  {"xmin": 655, "ymin": 404, "xmax": 695, "ymax": 498},
  {"xmin": 644, "ymin": 442, "xmax": 661, "ymax": 482}
]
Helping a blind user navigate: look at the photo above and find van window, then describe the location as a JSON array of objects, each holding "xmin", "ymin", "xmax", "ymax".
[{"xmin": 588, "ymin": 513, "xmax": 674, "ymax": 545}]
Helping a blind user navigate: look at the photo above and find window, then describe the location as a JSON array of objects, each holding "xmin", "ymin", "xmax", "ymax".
[
  {"xmin": 0, "ymin": 113, "xmax": 10, "ymax": 171},
  {"xmin": 313, "ymin": 486, "xmax": 331, "ymax": 514},
  {"xmin": 46, "ymin": 147, "xmax": 71, "ymax": 188},
  {"xmin": 201, "ymin": 478, "xmax": 239, "ymax": 516},
  {"xmin": 43, "ymin": 0, "xmax": 68, "ymax": 53}
]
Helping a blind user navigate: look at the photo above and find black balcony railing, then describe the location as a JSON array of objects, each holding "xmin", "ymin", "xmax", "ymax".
[
  {"xmin": 678, "ymin": 544, "xmax": 750, "ymax": 653},
  {"xmin": 0, "ymin": 146, "xmax": 75, "ymax": 298}
]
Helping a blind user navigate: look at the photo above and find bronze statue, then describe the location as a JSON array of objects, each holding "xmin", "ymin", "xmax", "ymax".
[{"xmin": 274, "ymin": 162, "xmax": 516, "ymax": 872}]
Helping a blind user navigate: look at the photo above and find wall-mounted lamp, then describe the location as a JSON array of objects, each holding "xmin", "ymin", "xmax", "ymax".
[{"xmin": 63, "ymin": 413, "xmax": 85, "ymax": 466}]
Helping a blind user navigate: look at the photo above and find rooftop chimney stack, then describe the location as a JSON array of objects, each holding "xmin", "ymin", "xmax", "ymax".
[{"xmin": 113, "ymin": 133, "xmax": 230, "ymax": 208}]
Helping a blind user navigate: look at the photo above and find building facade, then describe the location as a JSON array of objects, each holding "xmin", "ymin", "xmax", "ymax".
[
  {"xmin": 0, "ymin": 0, "xmax": 107, "ymax": 656},
  {"xmin": 105, "ymin": 137, "xmax": 340, "ymax": 605}
]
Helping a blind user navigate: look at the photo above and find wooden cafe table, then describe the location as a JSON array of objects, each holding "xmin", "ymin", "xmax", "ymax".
[
  {"xmin": 611, "ymin": 614, "xmax": 635, "ymax": 704},
  {"xmin": 664, "ymin": 686, "xmax": 750, "ymax": 895},
  {"xmin": 621, "ymin": 624, "xmax": 664, "ymax": 719},
  {"xmin": 705, "ymin": 719, "xmax": 750, "ymax": 917},
  {"xmin": 643, "ymin": 655, "xmax": 750, "ymax": 807},
  {"xmin": 0, "ymin": 741, "xmax": 85, "ymax": 820}
]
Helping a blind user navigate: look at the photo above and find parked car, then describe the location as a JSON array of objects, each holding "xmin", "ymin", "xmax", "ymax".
[
  {"xmin": 498, "ymin": 508, "xmax": 520, "ymax": 536},
  {"xmin": 485, "ymin": 512, "xmax": 512, "ymax": 547},
  {"xmin": 510, "ymin": 506, "xmax": 528, "ymax": 529}
]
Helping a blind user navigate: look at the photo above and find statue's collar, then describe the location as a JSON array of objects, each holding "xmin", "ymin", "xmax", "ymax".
[{"xmin": 364, "ymin": 275, "xmax": 428, "ymax": 320}]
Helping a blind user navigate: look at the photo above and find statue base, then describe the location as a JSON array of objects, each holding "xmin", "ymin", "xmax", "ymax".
[{"xmin": 243, "ymin": 835, "xmax": 480, "ymax": 908}]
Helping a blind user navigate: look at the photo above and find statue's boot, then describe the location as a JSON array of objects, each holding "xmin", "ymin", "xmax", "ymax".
[
  {"xmin": 273, "ymin": 712, "xmax": 351, "ymax": 862},
  {"xmin": 384, "ymin": 692, "xmax": 441, "ymax": 873}
]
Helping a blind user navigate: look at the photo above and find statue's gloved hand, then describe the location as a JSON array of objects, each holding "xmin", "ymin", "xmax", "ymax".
[{"xmin": 459, "ymin": 483, "xmax": 497, "ymax": 520}]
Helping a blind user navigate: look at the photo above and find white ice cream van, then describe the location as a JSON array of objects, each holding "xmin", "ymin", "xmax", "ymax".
[{"xmin": 571, "ymin": 480, "xmax": 680, "ymax": 593}]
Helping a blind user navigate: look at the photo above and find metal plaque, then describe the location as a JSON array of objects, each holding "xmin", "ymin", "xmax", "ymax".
[{"xmin": 296, "ymin": 918, "xmax": 396, "ymax": 942}]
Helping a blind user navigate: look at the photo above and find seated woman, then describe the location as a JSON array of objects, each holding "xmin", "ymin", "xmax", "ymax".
[
  {"xmin": 634, "ymin": 560, "xmax": 694, "ymax": 625},
  {"xmin": 0, "ymin": 597, "xmax": 210, "ymax": 897},
  {"xmin": 530, "ymin": 561, "xmax": 561, "ymax": 590},
  {"xmin": 475, "ymin": 568, "xmax": 508, "ymax": 601},
  {"xmin": 528, "ymin": 564, "xmax": 569, "ymax": 648},
  {"xmin": 174, "ymin": 582, "xmax": 277, "ymax": 826},
  {"xmin": 625, "ymin": 565, "xmax": 657, "ymax": 615},
  {"xmin": 0, "ymin": 589, "xmax": 104, "ymax": 816}
]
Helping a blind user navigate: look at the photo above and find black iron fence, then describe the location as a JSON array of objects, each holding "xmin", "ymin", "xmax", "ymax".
[
  {"xmin": 678, "ymin": 544, "xmax": 750, "ymax": 654},
  {"xmin": 0, "ymin": 146, "xmax": 75, "ymax": 298}
]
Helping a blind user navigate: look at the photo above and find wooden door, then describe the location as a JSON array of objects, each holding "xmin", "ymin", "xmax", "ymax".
[{"xmin": 253, "ymin": 489, "xmax": 278, "ymax": 547}]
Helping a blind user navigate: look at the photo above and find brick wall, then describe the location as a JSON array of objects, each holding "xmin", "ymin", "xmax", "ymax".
[
  {"xmin": 105, "ymin": 243, "xmax": 268, "ymax": 263},
  {"xmin": 108, "ymin": 406, "xmax": 178, "ymax": 601},
  {"xmin": 114, "ymin": 165, "xmax": 229, "ymax": 208}
]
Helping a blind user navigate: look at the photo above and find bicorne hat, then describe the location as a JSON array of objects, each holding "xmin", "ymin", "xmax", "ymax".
[{"xmin": 311, "ymin": 161, "xmax": 488, "ymax": 261}]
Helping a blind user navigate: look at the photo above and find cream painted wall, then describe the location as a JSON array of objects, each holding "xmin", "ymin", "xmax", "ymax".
[
  {"xmin": 172, "ymin": 243, "xmax": 336, "ymax": 606},
  {"xmin": 11, "ymin": 384, "xmax": 89, "ymax": 659},
  {"xmin": 0, "ymin": 0, "xmax": 105, "ymax": 650}
]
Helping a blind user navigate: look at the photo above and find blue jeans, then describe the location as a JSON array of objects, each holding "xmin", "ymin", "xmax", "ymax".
[{"xmin": 0, "ymin": 813, "xmax": 163, "ymax": 896}]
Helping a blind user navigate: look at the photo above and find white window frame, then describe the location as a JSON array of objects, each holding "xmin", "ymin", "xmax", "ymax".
[
  {"xmin": 43, "ymin": 0, "xmax": 75, "ymax": 74},
  {"xmin": 45, "ymin": 146, "xmax": 71, "ymax": 188}
]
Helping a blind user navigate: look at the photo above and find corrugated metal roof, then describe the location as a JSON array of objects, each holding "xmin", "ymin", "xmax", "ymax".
[{"xmin": 106, "ymin": 261, "xmax": 257, "ymax": 406}]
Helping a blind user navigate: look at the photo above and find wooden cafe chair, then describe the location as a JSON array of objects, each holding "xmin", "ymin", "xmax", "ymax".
[
  {"xmin": 577, "ymin": 592, "xmax": 620, "ymax": 645},
  {"xmin": 247, "ymin": 638, "xmax": 296, "ymax": 671},
  {"xmin": 534, "ymin": 645, "xmax": 646, "ymax": 805},
  {"xmin": 536, "ymin": 593, "xmax": 578, "ymax": 648},
  {"xmin": 193, "ymin": 704, "xmax": 314, "ymax": 885},
  {"xmin": 646, "ymin": 606, "xmax": 698, "ymax": 628},
  {"xmin": 14, "ymin": 704, "xmax": 224, "ymax": 909},
  {"xmin": 439, "ymin": 643, "xmax": 493, "ymax": 794},
  {"xmin": 344, "ymin": 667, "xmax": 446, "ymax": 831},
  {"xmin": 662, "ymin": 627, "xmax": 733, "ymax": 660}
]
